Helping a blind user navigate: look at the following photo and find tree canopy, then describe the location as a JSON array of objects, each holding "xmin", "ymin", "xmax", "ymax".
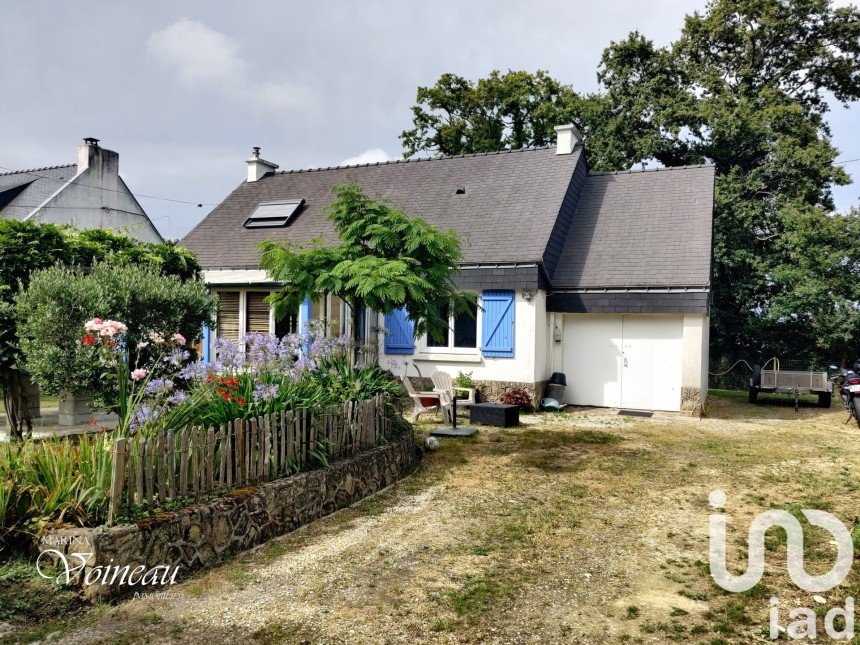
[
  {"xmin": 260, "ymin": 183, "xmax": 473, "ymax": 363},
  {"xmin": 401, "ymin": 0, "xmax": 860, "ymax": 368}
]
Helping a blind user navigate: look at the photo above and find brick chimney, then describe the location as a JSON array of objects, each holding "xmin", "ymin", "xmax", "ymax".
[
  {"xmin": 245, "ymin": 146, "xmax": 279, "ymax": 182},
  {"xmin": 554, "ymin": 124, "xmax": 582, "ymax": 155}
]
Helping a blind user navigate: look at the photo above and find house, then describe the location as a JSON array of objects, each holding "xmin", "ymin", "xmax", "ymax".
[
  {"xmin": 181, "ymin": 126, "xmax": 714, "ymax": 413},
  {"xmin": 0, "ymin": 138, "xmax": 163, "ymax": 243}
]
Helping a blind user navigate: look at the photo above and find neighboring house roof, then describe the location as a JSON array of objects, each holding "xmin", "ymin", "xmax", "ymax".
[
  {"xmin": 182, "ymin": 146, "xmax": 585, "ymax": 271},
  {"xmin": 552, "ymin": 165, "xmax": 715, "ymax": 289},
  {"xmin": 0, "ymin": 164, "xmax": 77, "ymax": 220}
]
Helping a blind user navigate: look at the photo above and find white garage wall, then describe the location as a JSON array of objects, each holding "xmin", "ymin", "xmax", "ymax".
[{"xmin": 682, "ymin": 313, "xmax": 710, "ymax": 404}]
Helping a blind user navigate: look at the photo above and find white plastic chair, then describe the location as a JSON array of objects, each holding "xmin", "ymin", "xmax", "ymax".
[{"xmin": 400, "ymin": 375, "xmax": 441, "ymax": 422}]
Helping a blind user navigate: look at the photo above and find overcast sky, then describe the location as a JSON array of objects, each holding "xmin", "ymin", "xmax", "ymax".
[{"xmin": 1, "ymin": 1, "xmax": 858, "ymax": 240}]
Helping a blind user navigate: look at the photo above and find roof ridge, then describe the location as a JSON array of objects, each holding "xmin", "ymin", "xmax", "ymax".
[
  {"xmin": 272, "ymin": 144, "xmax": 562, "ymax": 176},
  {"xmin": 0, "ymin": 163, "xmax": 75, "ymax": 177},
  {"xmin": 588, "ymin": 163, "xmax": 715, "ymax": 176}
]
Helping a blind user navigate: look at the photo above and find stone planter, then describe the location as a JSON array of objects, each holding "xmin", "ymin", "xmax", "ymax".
[
  {"xmin": 38, "ymin": 432, "xmax": 420, "ymax": 599},
  {"xmin": 58, "ymin": 391, "xmax": 94, "ymax": 426}
]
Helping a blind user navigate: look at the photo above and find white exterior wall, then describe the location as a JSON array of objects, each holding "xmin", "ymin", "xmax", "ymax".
[
  {"xmin": 682, "ymin": 313, "xmax": 710, "ymax": 404},
  {"xmin": 378, "ymin": 290, "xmax": 548, "ymax": 384},
  {"xmin": 26, "ymin": 144, "xmax": 162, "ymax": 243}
]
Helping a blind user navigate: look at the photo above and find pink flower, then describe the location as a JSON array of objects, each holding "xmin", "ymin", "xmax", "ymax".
[
  {"xmin": 172, "ymin": 333, "xmax": 186, "ymax": 345},
  {"xmin": 130, "ymin": 368, "xmax": 148, "ymax": 381},
  {"xmin": 84, "ymin": 317, "xmax": 103, "ymax": 332},
  {"xmin": 137, "ymin": 341, "xmax": 149, "ymax": 349}
]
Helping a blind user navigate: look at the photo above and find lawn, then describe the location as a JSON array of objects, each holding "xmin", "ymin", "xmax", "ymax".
[{"xmin": 3, "ymin": 392, "xmax": 858, "ymax": 644}]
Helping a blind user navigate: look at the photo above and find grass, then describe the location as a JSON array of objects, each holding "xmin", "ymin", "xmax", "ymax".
[{"xmin": 0, "ymin": 555, "xmax": 87, "ymax": 643}]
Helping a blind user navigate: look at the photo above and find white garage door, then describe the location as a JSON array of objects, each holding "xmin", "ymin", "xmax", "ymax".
[{"xmin": 561, "ymin": 314, "xmax": 683, "ymax": 412}]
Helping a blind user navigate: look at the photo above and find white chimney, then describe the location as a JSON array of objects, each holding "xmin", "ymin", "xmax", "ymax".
[
  {"xmin": 554, "ymin": 124, "xmax": 582, "ymax": 155},
  {"xmin": 245, "ymin": 146, "xmax": 279, "ymax": 182},
  {"xmin": 77, "ymin": 137, "xmax": 119, "ymax": 175}
]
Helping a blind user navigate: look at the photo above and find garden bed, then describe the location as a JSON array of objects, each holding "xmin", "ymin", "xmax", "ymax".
[{"xmin": 37, "ymin": 431, "xmax": 419, "ymax": 600}]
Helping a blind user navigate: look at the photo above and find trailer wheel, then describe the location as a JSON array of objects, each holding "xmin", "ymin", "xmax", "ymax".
[
  {"xmin": 818, "ymin": 392, "xmax": 832, "ymax": 408},
  {"xmin": 748, "ymin": 386, "xmax": 758, "ymax": 404}
]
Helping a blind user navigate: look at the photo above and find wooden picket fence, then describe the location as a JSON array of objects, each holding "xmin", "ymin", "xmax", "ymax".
[{"xmin": 107, "ymin": 395, "xmax": 394, "ymax": 525}]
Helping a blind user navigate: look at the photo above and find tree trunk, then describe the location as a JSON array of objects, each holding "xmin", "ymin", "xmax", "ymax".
[{"xmin": 3, "ymin": 369, "xmax": 33, "ymax": 442}]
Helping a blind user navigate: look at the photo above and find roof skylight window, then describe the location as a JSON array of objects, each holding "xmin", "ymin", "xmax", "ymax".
[{"xmin": 243, "ymin": 199, "xmax": 305, "ymax": 228}]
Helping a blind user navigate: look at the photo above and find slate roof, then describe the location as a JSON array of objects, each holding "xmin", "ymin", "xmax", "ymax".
[
  {"xmin": 551, "ymin": 165, "xmax": 715, "ymax": 289},
  {"xmin": 0, "ymin": 164, "xmax": 77, "ymax": 220},
  {"xmin": 182, "ymin": 146, "xmax": 585, "ymax": 270},
  {"xmin": 182, "ymin": 148, "xmax": 715, "ymax": 290}
]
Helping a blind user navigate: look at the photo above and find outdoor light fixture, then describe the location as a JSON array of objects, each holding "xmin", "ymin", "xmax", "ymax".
[{"xmin": 522, "ymin": 289, "xmax": 534, "ymax": 302}]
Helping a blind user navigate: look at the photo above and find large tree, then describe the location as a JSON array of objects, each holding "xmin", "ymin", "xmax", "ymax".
[
  {"xmin": 403, "ymin": 0, "xmax": 860, "ymax": 368},
  {"xmin": 400, "ymin": 70, "xmax": 581, "ymax": 157},
  {"xmin": 259, "ymin": 183, "xmax": 473, "ymax": 364}
]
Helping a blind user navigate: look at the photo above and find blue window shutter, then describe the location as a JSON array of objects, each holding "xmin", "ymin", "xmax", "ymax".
[
  {"xmin": 300, "ymin": 296, "xmax": 313, "ymax": 352},
  {"xmin": 481, "ymin": 290, "xmax": 515, "ymax": 358},
  {"xmin": 202, "ymin": 286, "xmax": 211, "ymax": 363},
  {"xmin": 202, "ymin": 323, "xmax": 211, "ymax": 363},
  {"xmin": 384, "ymin": 307, "xmax": 414, "ymax": 355}
]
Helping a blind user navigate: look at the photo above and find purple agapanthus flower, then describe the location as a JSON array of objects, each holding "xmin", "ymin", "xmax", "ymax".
[
  {"xmin": 129, "ymin": 403, "xmax": 159, "ymax": 434},
  {"xmin": 168, "ymin": 390, "xmax": 189, "ymax": 405},
  {"xmin": 145, "ymin": 378, "xmax": 174, "ymax": 395},
  {"xmin": 179, "ymin": 361, "xmax": 209, "ymax": 380},
  {"xmin": 163, "ymin": 347, "xmax": 190, "ymax": 367},
  {"xmin": 252, "ymin": 382, "xmax": 279, "ymax": 402}
]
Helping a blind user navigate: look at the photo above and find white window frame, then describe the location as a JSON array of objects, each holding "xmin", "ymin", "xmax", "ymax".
[{"xmin": 417, "ymin": 294, "xmax": 481, "ymax": 356}]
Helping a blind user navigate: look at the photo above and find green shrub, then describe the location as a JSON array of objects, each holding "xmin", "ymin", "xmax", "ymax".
[
  {"xmin": 16, "ymin": 262, "xmax": 214, "ymax": 404},
  {"xmin": 454, "ymin": 371, "xmax": 475, "ymax": 389}
]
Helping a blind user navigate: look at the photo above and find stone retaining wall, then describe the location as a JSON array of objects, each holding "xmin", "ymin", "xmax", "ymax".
[
  {"xmin": 38, "ymin": 432, "xmax": 419, "ymax": 600},
  {"xmin": 409, "ymin": 378, "xmax": 547, "ymax": 407}
]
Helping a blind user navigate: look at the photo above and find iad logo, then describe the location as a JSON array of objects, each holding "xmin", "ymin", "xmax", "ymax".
[{"xmin": 708, "ymin": 490, "xmax": 855, "ymax": 640}]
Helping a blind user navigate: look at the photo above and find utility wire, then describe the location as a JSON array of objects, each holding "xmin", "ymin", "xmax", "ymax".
[
  {"xmin": 0, "ymin": 164, "xmax": 217, "ymax": 207},
  {"xmin": 835, "ymin": 158, "xmax": 860, "ymax": 165}
]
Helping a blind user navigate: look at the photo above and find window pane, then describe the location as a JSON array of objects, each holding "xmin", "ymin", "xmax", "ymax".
[
  {"xmin": 311, "ymin": 297, "xmax": 324, "ymax": 321},
  {"xmin": 217, "ymin": 291, "xmax": 240, "ymax": 342},
  {"xmin": 427, "ymin": 303, "xmax": 450, "ymax": 347},
  {"xmin": 328, "ymin": 295, "xmax": 343, "ymax": 336},
  {"xmin": 454, "ymin": 301, "xmax": 478, "ymax": 348},
  {"xmin": 246, "ymin": 292, "xmax": 270, "ymax": 334},
  {"xmin": 274, "ymin": 304, "xmax": 298, "ymax": 337}
]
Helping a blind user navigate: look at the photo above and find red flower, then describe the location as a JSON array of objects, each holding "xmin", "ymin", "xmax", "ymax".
[
  {"xmin": 207, "ymin": 374, "xmax": 216, "ymax": 382},
  {"xmin": 218, "ymin": 390, "xmax": 233, "ymax": 402},
  {"xmin": 219, "ymin": 376, "xmax": 239, "ymax": 389},
  {"xmin": 86, "ymin": 418, "xmax": 96, "ymax": 426},
  {"xmin": 237, "ymin": 397, "xmax": 246, "ymax": 406},
  {"xmin": 80, "ymin": 334, "xmax": 97, "ymax": 346}
]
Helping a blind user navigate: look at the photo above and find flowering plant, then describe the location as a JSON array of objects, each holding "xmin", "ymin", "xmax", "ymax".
[{"xmin": 83, "ymin": 317, "xmax": 192, "ymax": 434}]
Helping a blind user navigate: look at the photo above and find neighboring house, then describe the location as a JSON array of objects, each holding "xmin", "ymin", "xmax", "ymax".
[
  {"xmin": 0, "ymin": 138, "xmax": 163, "ymax": 243},
  {"xmin": 182, "ymin": 126, "xmax": 715, "ymax": 413}
]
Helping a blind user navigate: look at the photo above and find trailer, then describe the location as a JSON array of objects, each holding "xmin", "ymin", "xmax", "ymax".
[{"xmin": 749, "ymin": 364, "xmax": 832, "ymax": 410}]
